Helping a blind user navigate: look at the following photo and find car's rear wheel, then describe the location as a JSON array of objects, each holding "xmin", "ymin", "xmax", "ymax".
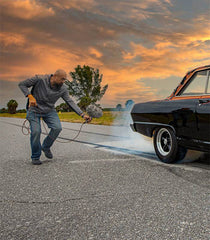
[{"xmin": 153, "ymin": 127, "xmax": 187, "ymax": 163}]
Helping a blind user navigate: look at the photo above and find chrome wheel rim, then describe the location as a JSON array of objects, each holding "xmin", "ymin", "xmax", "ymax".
[{"xmin": 156, "ymin": 128, "xmax": 172, "ymax": 156}]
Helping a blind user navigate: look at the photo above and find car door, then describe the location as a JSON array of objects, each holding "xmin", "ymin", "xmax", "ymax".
[
  {"xmin": 172, "ymin": 69, "xmax": 209, "ymax": 141},
  {"xmin": 196, "ymin": 70, "xmax": 210, "ymax": 143},
  {"xmin": 168, "ymin": 98, "xmax": 198, "ymax": 139}
]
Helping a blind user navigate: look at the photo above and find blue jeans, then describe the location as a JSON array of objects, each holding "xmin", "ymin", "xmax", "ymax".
[{"xmin": 26, "ymin": 109, "xmax": 62, "ymax": 160}]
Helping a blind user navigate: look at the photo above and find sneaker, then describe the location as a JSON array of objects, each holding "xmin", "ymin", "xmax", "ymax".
[
  {"xmin": 32, "ymin": 159, "xmax": 42, "ymax": 165},
  {"xmin": 42, "ymin": 147, "xmax": 53, "ymax": 159}
]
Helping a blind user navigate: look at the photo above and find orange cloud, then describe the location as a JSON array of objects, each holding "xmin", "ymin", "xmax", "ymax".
[
  {"xmin": 98, "ymin": 67, "xmax": 159, "ymax": 106},
  {"xmin": 89, "ymin": 47, "xmax": 103, "ymax": 58},
  {"xmin": 123, "ymin": 32, "xmax": 210, "ymax": 80},
  {"xmin": 0, "ymin": 40, "xmax": 103, "ymax": 81},
  {"xmin": 0, "ymin": 0, "xmax": 54, "ymax": 19},
  {"xmin": 0, "ymin": 32, "xmax": 26, "ymax": 47},
  {"xmin": 51, "ymin": 0, "xmax": 96, "ymax": 11}
]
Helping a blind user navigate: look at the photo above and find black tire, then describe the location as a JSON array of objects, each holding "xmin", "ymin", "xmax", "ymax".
[
  {"xmin": 175, "ymin": 146, "xmax": 187, "ymax": 162},
  {"xmin": 153, "ymin": 127, "xmax": 187, "ymax": 163}
]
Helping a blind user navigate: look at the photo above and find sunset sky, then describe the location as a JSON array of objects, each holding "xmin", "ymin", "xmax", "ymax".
[{"xmin": 0, "ymin": 0, "xmax": 210, "ymax": 109}]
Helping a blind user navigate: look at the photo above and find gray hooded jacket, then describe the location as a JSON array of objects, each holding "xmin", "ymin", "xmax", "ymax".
[{"xmin": 18, "ymin": 74, "xmax": 83, "ymax": 115}]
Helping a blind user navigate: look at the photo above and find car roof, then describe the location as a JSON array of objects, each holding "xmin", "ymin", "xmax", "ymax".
[
  {"xmin": 186, "ymin": 65, "xmax": 210, "ymax": 75},
  {"xmin": 169, "ymin": 64, "xmax": 210, "ymax": 98}
]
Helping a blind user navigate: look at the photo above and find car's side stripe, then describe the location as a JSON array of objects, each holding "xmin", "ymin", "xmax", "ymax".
[
  {"xmin": 133, "ymin": 121, "xmax": 176, "ymax": 133},
  {"xmin": 171, "ymin": 95, "xmax": 210, "ymax": 101}
]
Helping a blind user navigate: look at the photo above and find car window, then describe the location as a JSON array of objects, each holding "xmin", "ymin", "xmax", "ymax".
[
  {"xmin": 207, "ymin": 81, "xmax": 210, "ymax": 94},
  {"xmin": 180, "ymin": 70, "xmax": 208, "ymax": 96},
  {"xmin": 206, "ymin": 71, "xmax": 210, "ymax": 94}
]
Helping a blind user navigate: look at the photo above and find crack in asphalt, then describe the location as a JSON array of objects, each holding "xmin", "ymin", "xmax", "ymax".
[
  {"xmin": 1, "ymin": 159, "xmax": 209, "ymax": 205},
  {"xmin": 0, "ymin": 191, "xmax": 150, "ymax": 205}
]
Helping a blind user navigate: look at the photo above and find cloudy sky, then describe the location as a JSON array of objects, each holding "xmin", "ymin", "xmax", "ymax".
[{"xmin": 0, "ymin": 0, "xmax": 210, "ymax": 109}]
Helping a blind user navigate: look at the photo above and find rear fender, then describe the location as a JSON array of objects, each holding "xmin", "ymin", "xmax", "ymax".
[{"xmin": 133, "ymin": 121, "xmax": 176, "ymax": 138}]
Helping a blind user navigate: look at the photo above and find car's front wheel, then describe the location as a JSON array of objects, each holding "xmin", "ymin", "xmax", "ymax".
[{"xmin": 153, "ymin": 127, "xmax": 187, "ymax": 163}]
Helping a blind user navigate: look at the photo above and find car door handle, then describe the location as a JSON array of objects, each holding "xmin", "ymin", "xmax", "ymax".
[{"xmin": 199, "ymin": 99, "xmax": 210, "ymax": 105}]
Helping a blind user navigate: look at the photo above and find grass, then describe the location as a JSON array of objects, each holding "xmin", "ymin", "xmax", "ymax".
[
  {"xmin": 0, "ymin": 113, "xmax": 27, "ymax": 119},
  {"xmin": 0, "ymin": 111, "xmax": 129, "ymax": 126}
]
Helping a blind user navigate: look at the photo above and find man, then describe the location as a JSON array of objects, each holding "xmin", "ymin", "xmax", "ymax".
[{"xmin": 19, "ymin": 69, "xmax": 91, "ymax": 165}]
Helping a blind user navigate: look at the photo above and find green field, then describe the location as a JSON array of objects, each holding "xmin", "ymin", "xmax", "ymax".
[{"xmin": 0, "ymin": 111, "xmax": 130, "ymax": 126}]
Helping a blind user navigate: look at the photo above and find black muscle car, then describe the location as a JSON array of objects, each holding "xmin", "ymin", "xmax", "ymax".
[{"xmin": 130, "ymin": 65, "xmax": 210, "ymax": 163}]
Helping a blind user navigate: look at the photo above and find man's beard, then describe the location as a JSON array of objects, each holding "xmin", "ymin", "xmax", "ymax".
[{"xmin": 55, "ymin": 83, "xmax": 63, "ymax": 88}]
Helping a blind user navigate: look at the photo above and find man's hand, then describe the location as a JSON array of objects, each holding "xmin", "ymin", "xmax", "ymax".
[
  {"xmin": 81, "ymin": 113, "xmax": 92, "ymax": 123},
  {"xmin": 28, "ymin": 94, "xmax": 37, "ymax": 108}
]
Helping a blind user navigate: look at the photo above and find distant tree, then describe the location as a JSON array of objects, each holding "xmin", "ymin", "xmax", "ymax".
[
  {"xmin": 0, "ymin": 108, "xmax": 7, "ymax": 113},
  {"xmin": 65, "ymin": 65, "xmax": 108, "ymax": 111},
  {"xmin": 7, "ymin": 99, "xmax": 18, "ymax": 114},
  {"xmin": 125, "ymin": 99, "xmax": 134, "ymax": 110},
  {"xmin": 116, "ymin": 104, "xmax": 122, "ymax": 111}
]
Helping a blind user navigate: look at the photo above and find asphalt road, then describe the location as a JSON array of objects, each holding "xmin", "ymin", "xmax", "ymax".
[{"xmin": 0, "ymin": 117, "xmax": 209, "ymax": 240}]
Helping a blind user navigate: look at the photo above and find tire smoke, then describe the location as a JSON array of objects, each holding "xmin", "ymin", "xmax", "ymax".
[{"xmin": 108, "ymin": 110, "xmax": 154, "ymax": 154}]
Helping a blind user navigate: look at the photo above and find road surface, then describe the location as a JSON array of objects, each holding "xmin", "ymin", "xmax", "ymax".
[{"xmin": 0, "ymin": 117, "xmax": 209, "ymax": 240}]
